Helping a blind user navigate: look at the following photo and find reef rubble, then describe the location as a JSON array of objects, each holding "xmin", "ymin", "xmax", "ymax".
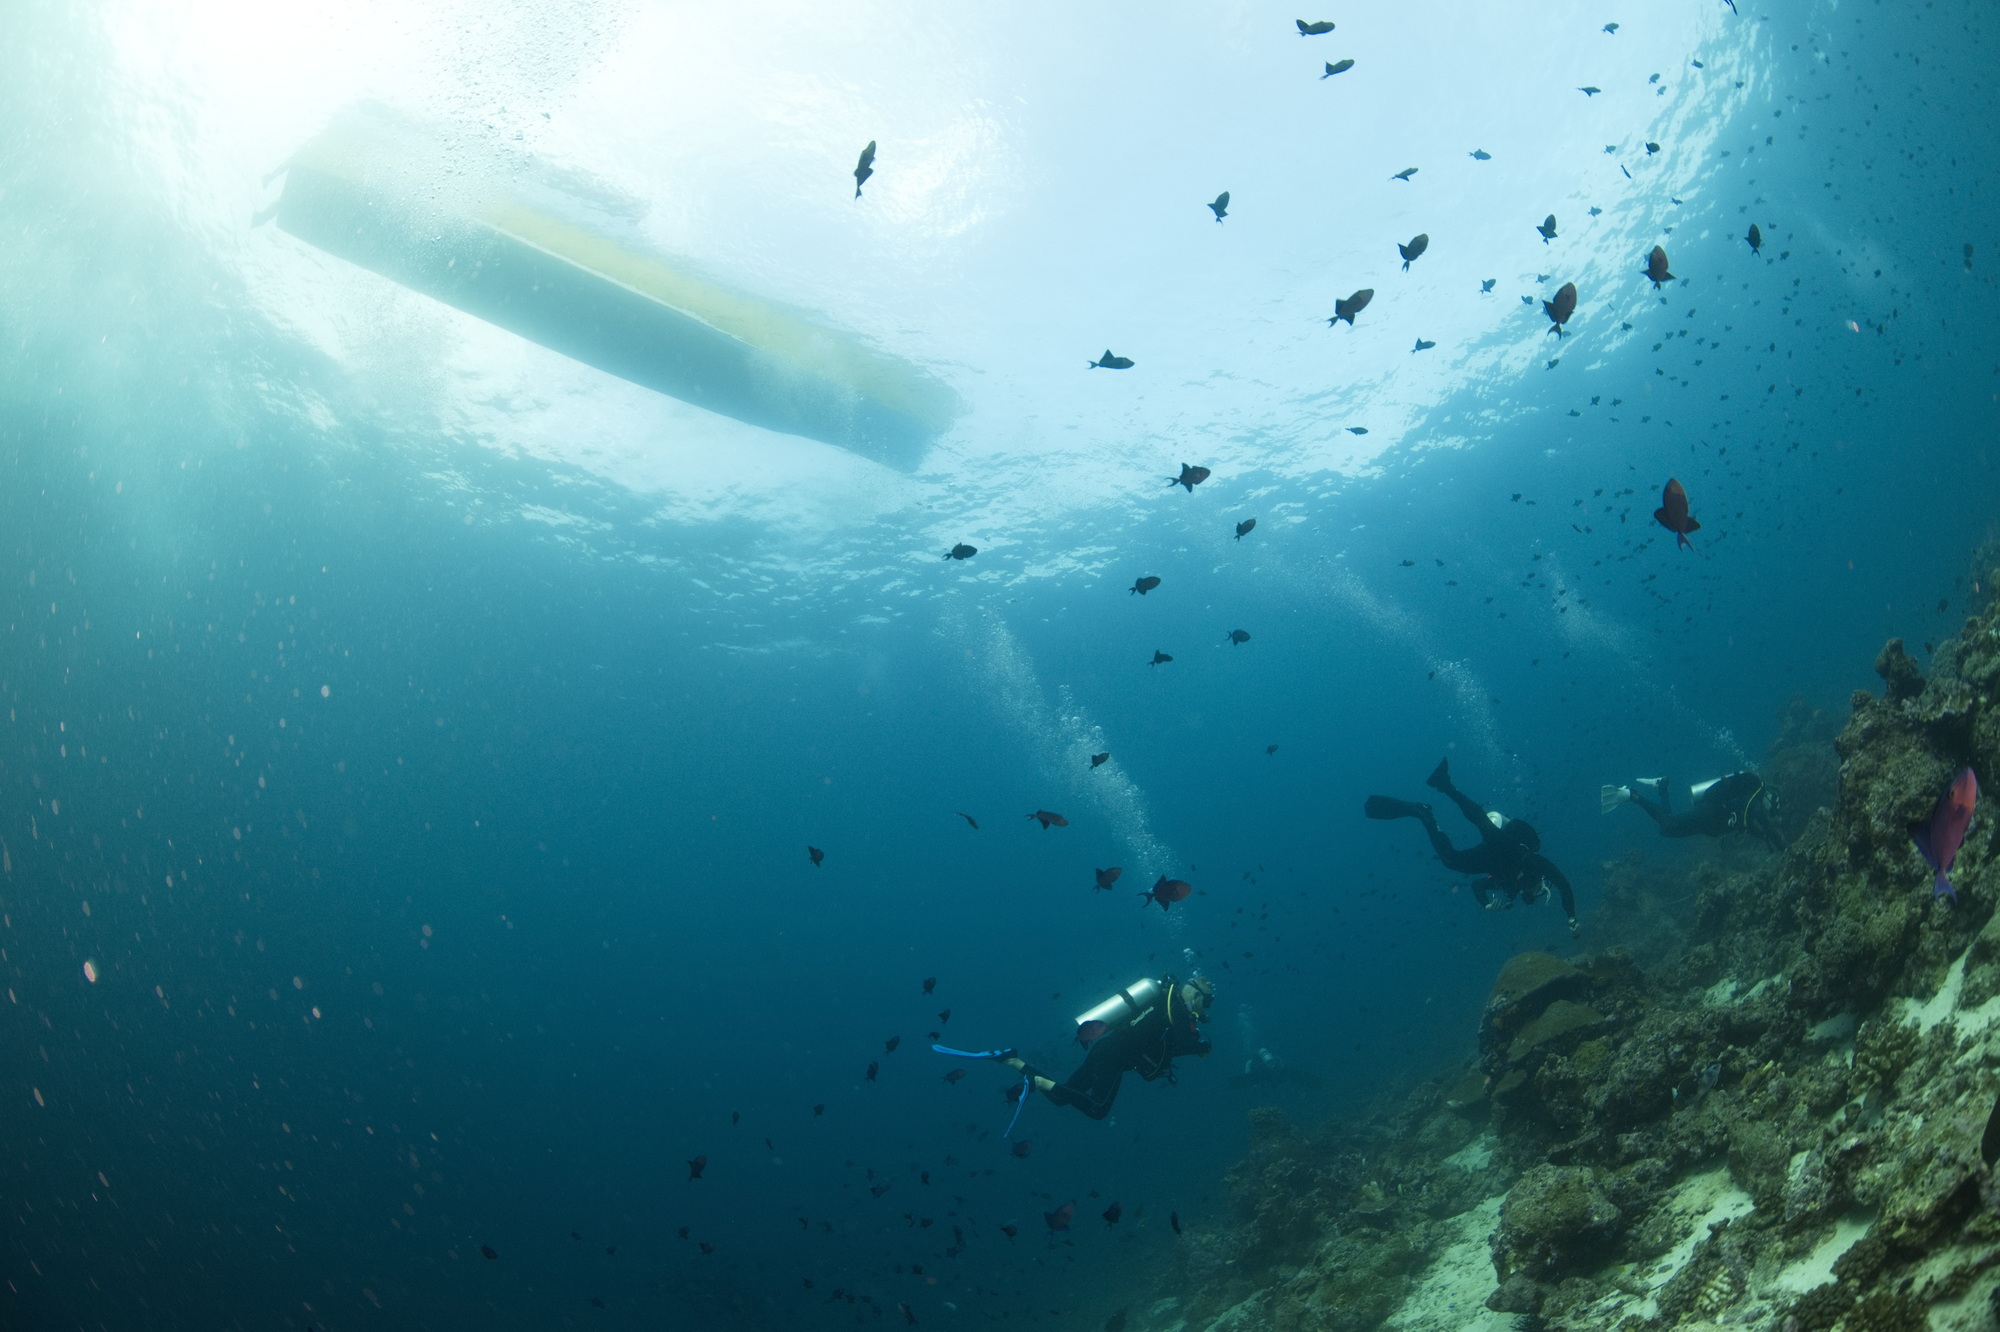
[{"xmin": 1145, "ymin": 572, "xmax": 2000, "ymax": 1332}]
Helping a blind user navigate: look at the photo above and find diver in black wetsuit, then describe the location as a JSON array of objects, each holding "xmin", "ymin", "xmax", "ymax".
[
  {"xmin": 1000, "ymin": 976, "xmax": 1213, "ymax": 1121},
  {"xmin": 1365, "ymin": 758, "xmax": 1578, "ymax": 934},
  {"xmin": 1603, "ymin": 773, "xmax": 1782, "ymax": 851}
]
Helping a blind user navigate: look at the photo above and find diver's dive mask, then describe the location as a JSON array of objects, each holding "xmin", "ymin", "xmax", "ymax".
[{"xmin": 1180, "ymin": 976, "xmax": 1216, "ymax": 1022}]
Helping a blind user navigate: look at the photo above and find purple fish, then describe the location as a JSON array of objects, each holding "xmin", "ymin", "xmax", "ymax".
[{"xmin": 1914, "ymin": 767, "xmax": 1978, "ymax": 899}]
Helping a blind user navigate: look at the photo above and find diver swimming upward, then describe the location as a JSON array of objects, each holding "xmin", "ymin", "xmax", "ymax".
[
  {"xmin": 1365, "ymin": 758, "xmax": 1578, "ymax": 935},
  {"xmin": 1602, "ymin": 773, "xmax": 1784, "ymax": 851}
]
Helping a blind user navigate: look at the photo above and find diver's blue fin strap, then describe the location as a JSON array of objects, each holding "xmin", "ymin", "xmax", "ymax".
[
  {"xmin": 931, "ymin": 1044, "xmax": 1012, "ymax": 1060},
  {"xmin": 1004, "ymin": 1074, "xmax": 1032, "ymax": 1139}
]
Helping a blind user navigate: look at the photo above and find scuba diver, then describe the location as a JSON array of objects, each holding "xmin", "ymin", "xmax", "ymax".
[
  {"xmin": 1365, "ymin": 758, "xmax": 1578, "ymax": 935},
  {"xmin": 1602, "ymin": 773, "xmax": 1783, "ymax": 850},
  {"xmin": 936, "ymin": 975, "xmax": 1213, "ymax": 1122}
]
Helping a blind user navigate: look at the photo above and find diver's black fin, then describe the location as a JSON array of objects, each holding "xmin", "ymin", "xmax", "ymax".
[
  {"xmin": 1364, "ymin": 795, "xmax": 1428, "ymax": 821},
  {"xmin": 1425, "ymin": 758, "xmax": 1452, "ymax": 791}
]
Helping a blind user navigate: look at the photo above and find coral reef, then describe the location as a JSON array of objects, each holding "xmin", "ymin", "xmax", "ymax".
[{"xmin": 1142, "ymin": 573, "xmax": 2000, "ymax": 1332}]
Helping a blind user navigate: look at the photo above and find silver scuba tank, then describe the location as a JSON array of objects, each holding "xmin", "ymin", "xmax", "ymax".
[{"xmin": 1074, "ymin": 977, "xmax": 1164, "ymax": 1030}]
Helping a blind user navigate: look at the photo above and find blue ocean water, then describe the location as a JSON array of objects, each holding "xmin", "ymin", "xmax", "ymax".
[{"xmin": 0, "ymin": 0, "xmax": 1995, "ymax": 1327}]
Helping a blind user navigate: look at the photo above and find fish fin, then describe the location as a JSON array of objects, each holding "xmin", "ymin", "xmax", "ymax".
[
  {"xmin": 1685, "ymin": 517, "xmax": 1702, "ymax": 532},
  {"xmin": 1600, "ymin": 785, "xmax": 1631, "ymax": 814},
  {"xmin": 1914, "ymin": 826, "xmax": 1939, "ymax": 872},
  {"xmin": 1936, "ymin": 870, "xmax": 1958, "ymax": 900}
]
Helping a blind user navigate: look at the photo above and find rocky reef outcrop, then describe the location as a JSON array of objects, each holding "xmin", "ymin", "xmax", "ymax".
[{"xmin": 1141, "ymin": 575, "xmax": 2000, "ymax": 1332}]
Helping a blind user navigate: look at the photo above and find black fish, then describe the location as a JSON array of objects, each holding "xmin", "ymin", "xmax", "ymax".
[
  {"xmin": 1094, "ymin": 867, "xmax": 1123, "ymax": 891},
  {"xmin": 812, "ymin": 1104, "xmax": 824, "ymax": 1116},
  {"xmin": 953, "ymin": 812, "xmax": 978, "ymax": 829},
  {"xmin": 1089, "ymin": 350, "xmax": 1134, "ymax": 370},
  {"xmin": 938, "ymin": 1008, "xmax": 951, "ymax": 1024},
  {"xmin": 1398, "ymin": 233, "xmax": 1429, "ymax": 269},
  {"xmin": 1411, "ymin": 338, "xmax": 1435, "ymax": 353},
  {"xmin": 1480, "ymin": 279, "xmax": 1496, "ymax": 293},
  {"xmin": 865, "ymin": 1061, "xmax": 878, "ymax": 1081},
  {"xmin": 884, "ymin": 1035, "xmax": 900, "ymax": 1053},
  {"xmin": 1027, "ymin": 810, "xmax": 1069, "ymax": 829},
  {"xmin": 943, "ymin": 1068, "xmax": 966, "ymax": 1084},
  {"xmin": 922, "ymin": 977, "xmax": 937, "ymax": 994},
  {"xmin": 1102, "ymin": 1201, "xmax": 1122, "ymax": 1226},
  {"xmin": 1645, "ymin": 141, "xmax": 1661, "ymax": 154},
  {"xmin": 1328, "ymin": 288, "xmax": 1374, "ymax": 326},
  {"xmin": 1536, "ymin": 214, "xmax": 1558, "ymax": 243},
  {"xmin": 1296, "ymin": 19, "xmax": 1334, "ymax": 34},
  {"xmin": 731, "ymin": 1110, "xmax": 740, "ymax": 1125},
  {"xmin": 1578, "ymin": 86, "xmax": 1601, "ymax": 96},
  {"xmin": 1227, "ymin": 629, "xmax": 1251, "ymax": 645},
  {"xmin": 589, "ymin": 1297, "xmax": 606, "ymax": 1308},
  {"xmin": 480, "ymin": 1244, "xmax": 498, "ymax": 1260},
  {"xmin": 1266, "ymin": 744, "xmax": 1279, "ymax": 755},
  {"xmin": 688, "ymin": 1155, "xmax": 707, "ymax": 1180},
  {"xmin": 1130, "ymin": 575, "xmax": 1161, "ymax": 595},
  {"xmin": 944, "ymin": 543, "xmax": 977, "ymax": 561},
  {"xmin": 1746, "ymin": 222, "xmax": 1763, "ymax": 253},
  {"xmin": 1543, "ymin": 281, "xmax": 1577, "ymax": 337},
  {"xmin": 808, "ymin": 845, "xmax": 824, "ymax": 867},
  {"xmin": 1208, "ymin": 191, "xmax": 1230, "ymax": 222},
  {"xmin": 1603, "ymin": 22, "xmax": 1619, "ymax": 33},
  {"xmin": 1090, "ymin": 752, "xmax": 1110, "ymax": 768},
  {"xmin": 1150, "ymin": 651, "xmax": 1173, "ymax": 666},
  {"xmin": 1321, "ymin": 59, "xmax": 1354, "ymax": 78},
  {"xmin": 1169, "ymin": 463, "xmax": 1211, "ymax": 492},
  {"xmin": 1170, "ymin": 1211, "xmax": 1182, "ymax": 1234},
  {"xmin": 1235, "ymin": 518, "xmax": 1257, "ymax": 540},
  {"xmin": 1347, "ymin": 426, "xmax": 1368, "ymax": 434},
  {"xmin": 698, "ymin": 1242, "xmax": 715, "ymax": 1254},
  {"xmin": 1469, "ymin": 149, "xmax": 1491, "ymax": 160},
  {"xmin": 1644, "ymin": 245, "xmax": 1675, "ymax": 288},
  {"xmin": 854, "ymin": 141, "xmax": 876, "ymax": 198},
  {"xmin": 1389, "ymin": 167, "xmax": 1417, "ymax": 182}
]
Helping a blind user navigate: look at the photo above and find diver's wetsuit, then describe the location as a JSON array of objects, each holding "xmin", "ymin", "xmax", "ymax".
[
  {"xmin": 1041, "ymin": 998, "xmax": 1211, "ymax": 1121},
  {"xmin": 1629, "ymin": 773, "xmax": 1781, "ymax": 850},
  {"xmin": 1366, "ymin": 759, "xmax": 1577, "ymax": 926}
]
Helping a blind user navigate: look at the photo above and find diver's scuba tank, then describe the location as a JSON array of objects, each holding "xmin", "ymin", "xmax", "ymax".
[{"xmin": 1074, "ymin": 977, "xmax": 1166, "ymax": 1031}]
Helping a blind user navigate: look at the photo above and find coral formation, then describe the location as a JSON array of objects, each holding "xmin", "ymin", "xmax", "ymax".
[{"xmin": 1141, "ymin": 563, "xmax": 2000, "ymax": 1332}]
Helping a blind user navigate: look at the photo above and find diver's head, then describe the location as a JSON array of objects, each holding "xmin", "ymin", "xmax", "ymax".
[
  {"xmin": 1180, "ymin": 976, "xmax": 1215, "ymax": 1020},
  {"xmin": 1500, "ymin": 817, "xmax": 1542, "ymax": 852}
]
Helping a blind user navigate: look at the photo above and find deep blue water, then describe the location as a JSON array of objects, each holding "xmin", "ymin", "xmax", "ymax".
[{"xmin": 1, "ymin": 0, "xmax": 1997, "ymax": 1328}]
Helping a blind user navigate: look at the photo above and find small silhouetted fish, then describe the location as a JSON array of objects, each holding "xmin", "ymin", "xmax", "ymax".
[
  {"xmin": 954, "ymin": 812, "xmax": 978, "ymax": 830},
  {"xmin": 1328, "ymin": 288, "xmax": 1374, "ymax": 326},
  {"xmin": 699, "ymin": 1242, "xmax": 715, "ymax": 1254},
  {"xmin": 1915, "ymin": 768, "xmax": 1978, "ymax": 899},
  {"xmin": 1150, "ymin": 651, "xmax": 1173, "ymax": 666},
  {"xmin": 1012, "ymin": 1140, "xmax": 1033, "ymax": 1158},
  {"xmin": 884, "ymin": 1036, "xmax": 900, "ymax": 1053},
  {"xmin": 812, "ymin": 1104, "xmax": 824, "ymax": 1116},
  {"xmin": 870, "ymin": 1183, "xmax": 891, "ymax": 1198},
  {"xmin": 1130, "ymin": 575, "xmax": 1161, "ymax": 595},
  {"xmin": 1296, "ymin": 19, "xmax": 1334, "ymax": 34},
  {"xmin": 1412, "ymin": 338, "xmax": 1435, "ymax": 353},
  {"xmin": 1691, "ymin": 59, "xmax": 1704, "ymax": 67},
  {"xmin": 589, "ymin": 1296, "xmax": 607, "ymax": 1308},
  {"xmin": 1170, "ymin": 1211, "xmax": 1182, "ymax": 1234},
  {"xmin": 1747, "ymin": 223, "xmax": 1763, "ymax": 253},
  {"xmin": 1235, "ymin": 518, "xmax": 1257, "ymax": 540},
  {"xmin": 899, "ymin": 1303, "xmax": 918, "ymax": 1326},
  {"xmin": 1537, "ymin": 214, "xmax": 1558, "ymax": 243},
  {"xmin": 1645, "ymin": 141, "xmax": 1661, "ymax": 154},
  {"xmin": 1321, "ymin": 59, "xmax": 1354, "ymax": 78},
  {"xmin": 854, "ymin": 141, "xmax": 876, "ymax": 198},
  {"xmin": 1400, "ymin": 559, "xmax": 1416, "ymax": 566},
  {"xmin": 678, "ymin": 1226, "xmax": 690, "ymax": 1239},
  {"xmin": 1389, "ymin": 167, "xmax": 1417, "ymax": 182},
  {"xmin": 938, "ymin": 1008, "xmax": 952, "ymax": 1024},
  {"xmin": 1000, "ymin": 1224, "xmax": 1018, "ymax": 1239},
  {"xmin": 945, "ymin": 543, "xmax": 976, "ymax": 561},
  {"xmin": 943, "ymin": 1068, "xmax": 966, "ymax": 1085},
  {"xmin": 1208, "ymin": 191, "xmax": 1230, "ymax": 222},
  {"xmin": 1589, "ymin": 206, "xmax": 1602, "ymax": 215},
  {"xmin": 1653, "ymin": 477, "xmax": 1700, "ymax": 549},
  {"xmin": 923, "ymin": 976, "xmax": 937, "ymax": 994},
  {"xmin": 1142, "ymin": 876, "xmax": 1193, "ymax": 911},
  {"xmin": 808, "ymin": 846, "xmax": 824, "ymax": 867},
  {"xmin": 1091, "ymin": 752, "xmax": 1110, "ymax": 768},
  {"xmin": 1347, "ymin": 426, "xmax": 1368, "ymax": 434},
  {"xmin": 1077, "ymin": 1019, "xmax": 1109, "ymax": 1047},
  {"xmin": 1578, "ymin": 86, "xmax": 1601, "ymax": 96},
  {"xmin": 1227, "ymin": 629, "xmax": 1251, "ymax": 645},
  {"xmin": 1543, "ymin": 281, "xmax": 1577, "ymax": 337},
  {"xmin": 481, "ymin": 1244, "xmax": 498, "ymax": 1260},
  {"xmin": 731, "ymin": 1110, "xmax": 740, "ymax": 1125},
  {"xmin": 1102, "ymin": 1202, "xmax": 1122, "ymax": 1226},
  {"xmin": 1622, "ymin": 165, "xmax": 1633, "ymax": 179},
  {"xmin": 1469, "ymin": 149, "xmax": 1491, "ymax": 160},
  {"xmin": 1046, "ymin": 1202, "xmax": 1075, "ymax": 1231},
  {"xmin": 1480, "ymin": 279, "xmax": 1496, "ymax": 293},
  {"xmin": 866, "ymin": 1061, "xmax": 879, "ymax": 1082},
  {"xmin": 1028, "ymin": 810, "xmax": 1069, "ymax": 829},
  {"xmin": 1169, "ymin": 463, "xmax": 1211, "ymax": 492},
  {"xmin": 1603, "ymin": 22, "xmax": 1619, "ymax": 33},
  {"xmin": 688, "ymin": 1155, "xmax": 707, "ymax": 1180},
  {"xmin": 1644, "ymin": 245, "xmax": 1676, "ymax": 288},
  {"xmin": 1089, "ymin": 350, "xmax": 1134, "ymax": 370},
  {"xmin": 1095, "ymin": 866, "xmax": 1123, "ymax": 891},
  {"xmin": 1266, "ymin": 745, "xmax": 1279, "ymax": 755},
  {"xmin": 1398, "ymin": 233, "xmax": 1429, "ymax": 270}
]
